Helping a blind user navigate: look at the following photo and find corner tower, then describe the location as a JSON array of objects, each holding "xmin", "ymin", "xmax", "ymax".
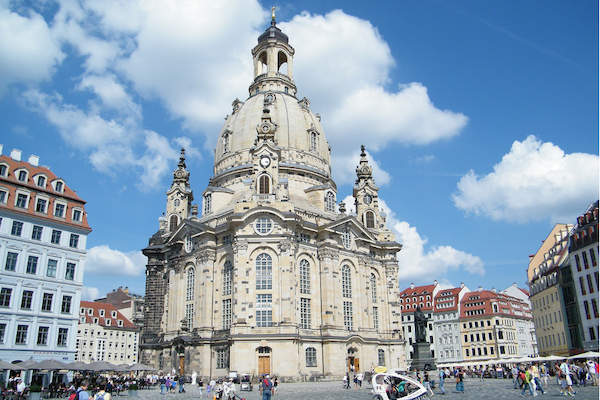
[{"xmin": 165, "ymin": 148, "xmax": 193, "ymax": 232}]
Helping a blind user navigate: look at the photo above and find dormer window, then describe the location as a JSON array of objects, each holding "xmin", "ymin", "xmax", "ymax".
[
  {"xmin": 54, "ymin": 181, "xmax": 64, "ymax": 193},
  {"xmin": 118, "ymin": 320, "xmax": 123, "ymax": 327},
  {"xmin": 17, "ymin": 170, "xmax": 27, "ymax": 182},
  {"xmin": 106, "ymin": 319, "xmax": 111, "ymax": 326},
  {"xmin": 111, "ymin": 311, "xmax": 117, "ymax": 318},
  {"xmin": 72, "ymin": 209, "xmax": 82, "ymax": 222},
  {"xmin": 36, "ymin": 176, "xmax": 46, "ymax": 187},
  {"xmin": 80, "ymin": 316, "xmax": 86, "ymax": 323},
  {"xmin": 0, "ymin": 164, "xmax": 7, "ymax": 177},
  {"xmin": 87, "ymin": 308, "xmax": 93, "ymax": 315},
  {"xmin": 54, "ymin": 202, "xmax": 66, "ymax": 218},
  {"xmin": 93, "ymin": 317, "xmax": 98, "ymax": 324},
  {"xmin": 99, "ymin": 309, "xmax": 105, "ymax": 317}
]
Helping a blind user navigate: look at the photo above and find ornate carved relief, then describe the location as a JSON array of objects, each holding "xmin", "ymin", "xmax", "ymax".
[
  {"xmin": 317, "ymin": 247, "xmax": 339, "ymax": 261},
  {"xmin": 196, "ymin": 249, "xmax": 216, "ymax": 264}
]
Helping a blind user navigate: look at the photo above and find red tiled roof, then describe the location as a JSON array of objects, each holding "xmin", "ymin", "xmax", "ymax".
[
  {"xmin": 519, "ymin": 288, "xmax": 530, "ymax": 296},
  {"xmin": 79, "ymin": 301, "xmax": 136, "ymax": 329},
  {"xmin": 399, "ymin": 284, "xmax": 436, "ymax": 311},
  {"xmin": 459, "ymin": 290, "xmax": 531, "ymax": 320},
  {"xmin": 0, "ymin": 155, "xmax": 91, "ymax": 231},
  {"xmin": 434, "ymin": 287, "xmax": 462, "ymax": 312}
]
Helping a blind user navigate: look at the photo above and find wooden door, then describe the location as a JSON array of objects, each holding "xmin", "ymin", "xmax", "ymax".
[
  {"xmin": 258, "ymin": 356, "xmax": 270, "ymax": 376},
  {"xmin": 354, "ymin": 358, "xmax": 360, "ymax": 371},
  {"xmin": 179, "ymin": 356, "xmax": 185, "ymax": 376}
]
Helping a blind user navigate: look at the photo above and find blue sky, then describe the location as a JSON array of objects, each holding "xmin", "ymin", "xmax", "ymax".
[{"xmin": 1, "ymin": 0, "xmax": 597, "ymax": 300}]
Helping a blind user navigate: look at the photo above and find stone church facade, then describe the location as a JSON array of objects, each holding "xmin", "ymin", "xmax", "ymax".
[{"xmin": 140, "ymin": 17, "xmax": 406, "ymax": 380}]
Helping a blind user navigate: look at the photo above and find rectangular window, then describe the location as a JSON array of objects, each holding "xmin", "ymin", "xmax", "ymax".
[
  {"xmin": 69, "ymin": 234, "xmax": 79, "ymax": 248},
  {"xmin": 37, "ymin": 326, "xmax": 49, "ymax": 345},
  {"xmin": 73, "ymin": 209, "xmax": 82, "ymax": 222},
  {"xmin": 590, "ymin": 249, "xmax": 597, "ymax": 266},
  {"xmin": 51, "ymin": 230, "xmax": 61, "ymax": 244},
  {"xmin": 582, "ymin": 252, "xmax": 589, "ymax": 269},
  {"xmin": 592, "ymin": 298, "xmax": 598, "ymax": 319},
  {"xmin": 575, "ymin": 254, "xmax": 581, "ymax": 271},
  {"xmin": 343, "ymin": 301, "xmax": 353, "ymax": 331},
  {"xmin": 11, "ymin": 221, "xmax": 23, "ymax": 236},
  {"xmin": 373, "ymin": 306, "xmax": 379, "ymax": 331},
  {"xmin": 57, "ymin": 328, "xmax": 68, "ymax": 347},
  {"xmin": 222, "ymin": 299, "xmax": 232, "ymax": 329},
  {"xmin": 300, "ymin": 298, "xmax": 311, "ymax": 329},
  {"xmin": 54, "ymin": 203, "xmax": 65, "ymax": 218},
  {"xmin": 21, "ymin": 290, "xmax": 33, "ymax": 310},
  {"xmin": 26, "ymin": 256, "xmax": 38, "ymax": 274},
  {"xmin": 0, "ymin": 323, "xmax": 5, "ymax": 344},
  {"xmin": 15, "ymin": 325, "xmax": 28, "ymax": 344},
  {"xmin": 587, "ymin": 274, "xmax": 595, "ymax": 294},
  {"xmin": 37, "ymin": 176, "xmax": 46, "ymax": 187},
  {"xmin": 65, "ymin": 262, "xmax": 76, "ymax": 280},
  {"xmin": 500, "ymin": 345, "xmax": 505, "ymax": 354},
  {"xmin": 579, "ymin": 276, "xmax": 587, "ymax": 295},
  {"xmin": 61, "ymin": 295, "xmax": 72, "ymax": 314},
  {"xmin": 31, "ymin": 225, "xmax": 43, "ymax": 240},
  {"xmin": 256, "ymin": 294, "xmax": 272, "ymax": 327},
  {"xmin": 41, "ymin": 293, "xmax": 53, "ymax": 312},
  {"xmin": 464, "ymin": 334, "xmax": 468, "ymax": 342},
  {"xmin": 46, "ymin": 259, "xmax": 57, "ymax": 277},
  {"xmin": 590, "ymin": 327, "xmax": 597, "ymax": 341},
  {"xmin": 0, "ymin": 288, "xmax": 12, "ymax": 307},
  {"xmin": 0, "ymin": 190, "xmax": 6, "ymax": 204},
  {"xmin": 5, "ymin": 252, "xmax": 18, "ymax": 271},
  {"xmin": 584, "ymin": 300, "xmax": 591, "ymax": 320},
  {"xmin": 35, "ymin": 198, "xmax": 47, "ymax": 213},
  {"xmin": 216, "ymin": 348, "xmax": 229, "ymax": 369},
  {"xmin": 15, "ymin": 193, "xmax": 28, "ymax": 208}
]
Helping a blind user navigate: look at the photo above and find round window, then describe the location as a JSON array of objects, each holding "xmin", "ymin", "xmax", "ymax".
[{"xmin": 254, "ymin": 217, "xmax": 273, "ymax": 235}]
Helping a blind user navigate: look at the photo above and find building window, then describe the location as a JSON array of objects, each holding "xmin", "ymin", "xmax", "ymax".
[
  {"xmin": 47, "ymin": 259, "xmax": 57, "ymax": 277},
  {"xmin": 17, "ymin": 170, "xmax": 27, "ymax": 182},
  {"xmin": 216, "ymin": 348, "xmax": 229, "ymax": 369},
  {"xmin": 222, "ymin": 299, "xmax": 232, "ymax": 329},
  {"xmin": 61, "ymin": 295, "xmax": 72, "ymax": 313},
  {"xmin": 592, "ymin": 298, "xmax": 599, "ymax": 318},
  {"xmin": 0, "ymin": 164, "xmax": 6, "ymax": 176},
  {"xmin": 73, "ymin": 209, "xmax": 82, "ymax": 222},
  {"xmin": 254, "ymin": 217, "xmax": 273, "ymax": 235},
  {"xmin": 204, "ymin": 194, "xmax": 211, "ymax": 214},
  {"xmin": 31, "ymin": 225, "xmax": 43, "ymax": 240},
  {"xmin": 343, "ymin": 301, "xmax": 353, "ymax": 331},
  {"xmin": 373, "ymin": 306, "xmax": 379, "ymax": 331},
  {"xmin": 169, "ymin": 215, "xmax": 178, "ymax": 231},
  {"xmin": 256, "ymin": 294, "xmax": 273, "ymax": 327},
  {"xmin": 341, "ymin": 230, "xmax": 352, "ymax": 249},
  {"xmin": 582, "ymin": 252, "xmax": 589, "ymax": 268},
  {"xmin": 575, "ymin": 254, "xmax": 581, "ymax": 271},
  {"xmin": 57, "ymin": 328, "xmax": 68, "ymax": 347},
  {"xmin": 256, "ymin": 253, "xmax": 272, "ymax": 290},
  {"xmin": 300, "ymin": 298, "xmax": 311, "ymax": 329},
  {"xmin": 65, "ymin": 262, "xmax": 76, "ymax": 280},
  {"xmin": 11, "ymin": 221, "xmax": 23, "ymax": 236},
  {"xmin": 21, "ymin": 290, "xmax": 33, "ymax": 310},
  {"xmin": 5, "ymin": 252, "xmax": 18, "ymax": 271},
  {"xmin": 35, "ymin": 326, "xmax": 50, "ymax": 345},
  {"xmin": 258, "ymin": 175, "xmax": 270, "ymax": 194},
  {"xmin": 378, "ymin": 349, "xmax": 385, "ymax": 366},
  {"xmin": 15, "ymin": 193, "xmax": 28, "ymax": 208},
  {"xmin": 0, "ymin": 323, "xmax": 5, "ymax": 344},
  {"xmin": 370, "ymin": 273, "xmax": 377, "ymax": 302},
  {"xmin": 55, "ymin": 181, "xmax": 63, "ymax": 192},
  {"xmin": 15, "ymin": 325, "xmax": 28, "ymax": 344},
  {"xmin": 222, "ymin": 133, "xmax": 230, "ymax": 153},
  {"xmin": 590, "ymin": 249, "xmax": 597, "ymax": 266},
  {"xmin": 185, "ymin": 303, "xmax": 194, "ymax": 330},
  {"xmin": 584, "ymin": 301, "xmax": 591, "ymax": 320},
  {"xmin": 26, "ymin": 260, "xmax": 39, "ymax": 276},
  {"xmin": 37, "ymin": 176, "xmax": 46, "ymax": 187},
  {"xmin": 0, "ymin": 288, "xmax": 12, "ymax": 307},
  {"xmin": 69, "ymin": 234, "xmax": 79, "ymax": 248},
  {"xmin": 35, "ymin": 198, "xmax": 47, "ymax": 213},
  {"xmin": 299, "ymin": 259, "xmax": 310, "ymax": 295},
  {"xmin": 223, "ymin": 261, "xmax": 233, "ymax": 296},
  {"xmin": 51, "ymin": 230, "xmax": 61, "ymax": 244},
  {"xmin": 309, "ymin": 132, "xmax": 317, "ymax": 152},
  {"xmin": 325, "ymin": 191, "xmax": 335, "ymax": 212},
  {"xmin": 41, "ymin": 293, "xmax": 53, "ymax": 312},
  {"xmin": 579, "ymin": 277, "xmax": 587, "ymax": 295},
  {"xmin": 305, "ymin": 347, "xmax": 317, "ymax": 367},
  {"xmin": 54, "ymin": 203, "xmax": 65, "ymax": 218},
  {"xmin": 365, "ymin": 211, "xmax": 375, "ymax": 228},
  {"xmin": 342, "ymin": 265, "xmax": 352, "ymax": 298},
  {"xmin": 186, "ymin": 267, "xmax": 195, "ymax": 301},
  {"xmin": 0, "ymin": 189, "xmax": 6, "ymax": 204}
]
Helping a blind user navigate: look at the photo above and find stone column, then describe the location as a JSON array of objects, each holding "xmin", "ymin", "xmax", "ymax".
[
  {"xmin": 278, "ymin": 238, "xmax": 295, "ymax": 327},
  {"xmin": 196, "ymin": 249, "xmax": 216, "ymax": 335},
  {"xmin": 231, "ymin": 238, "xmax": 248, "ymax": 330},
  {"xmin": 317, "ymin": 248, "xmax": 339, "ymax": 329}
]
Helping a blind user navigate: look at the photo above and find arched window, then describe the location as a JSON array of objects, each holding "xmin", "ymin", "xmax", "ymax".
[
  {"xmin": 223, "ymin": 261, "xmax": 233, "ymax": 296},
  {"xmin": 370, "ymin": 273, "xmax": 377, "ymax": 302},
  {"xmin": 0, "ymin": 164, "xmax": 7, "ymax": 177},
  {"xmin": 204, "ymin": 194, "xmax": 211, "ymax": 215},
  {"xmin": 258, "ymin": 52, "xmax": 268, "ymax": 74},
  {"xmin": 378, "ymin": 349, "xmax": 385, "ymax": 366},
  {"xmin": 169, "ymin": 215, "xmax": 178, "ymax": 231},
  {"xmin": 325, "ymin": 192, "xmax": 335, "ymax": 212},
  {"xmin": 256, "ymin": 253, "xmax": 272, "ymax": 290},
  {"xmin": 305, "ymin": 347, "xmax": 317, "ymax": 367},
  {"xmin": 365, "ymin": 211, "xmax": 375, "ymax": 228},
  {"xmin": 186, "ymin": 267, "xmax": 195, "ymax": 301},
  {"xmin": 299, "ymin": 259, "xmax": 310, "ymax": 294},
  {"xmin": 342, "ymin": 265, "xmax": 352, "ymax": 298},
  {"xmin": 258, "ymin": 175, "xmax": 270, "ymax": 194},
  {"xmin": 341, "ymin": 231, "xmax": 352, "ymax": 249},
  {"xmin": 17, "ymin": 170, "xmax": 27, "ymax": 182},
  {"xmin": 223, "ymin": 133, "xmax": 230, "ymax": 153},
  {"xmin": 309, "ymin": 132, "xmax": 317, "ymax": 152},
  {"xmin": 278, "ymin": 51, "xmax": 288, "ymax": 74}
]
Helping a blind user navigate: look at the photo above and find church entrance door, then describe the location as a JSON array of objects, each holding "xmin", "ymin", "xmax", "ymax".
[
  {"xmin": 258, "ymin": 356, "xmax": 270, "ymax": 376},
  {"xmin": 178, "ymin": 356, "xmax": 185, "ymax": 376}
]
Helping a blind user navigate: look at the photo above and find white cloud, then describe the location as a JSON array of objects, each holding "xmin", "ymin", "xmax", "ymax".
[
  {"xmin": 0, "ymin": 6, "xmax": 64, "ymax": 91},
  {"xmin": 453, "ymin": 135, "xmax": 599, "ymax": 222},
  {"xmin": 334, "ymin": 150, "xmax": 391, "ymax": 187},
  {"xmin": 86, "ymin": 245, "xmax": 146, "ymax": 277},
  {"xmin": 78, "ymin": 74, "xmax": 141, "ymax": 117},
  {"xmin": 81, "ymin": 286, "xmax": 100, "ymax": 301}
]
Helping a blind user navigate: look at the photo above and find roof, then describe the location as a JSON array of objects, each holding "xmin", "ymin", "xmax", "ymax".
[
  {"xmin": 434, "ymin": 287, "xmax": 463, "ymax": 312},
  {"xmin": 398, "ymin": 284, "xmax": 437, "ymax": 311},
  {"xmin": 459, "ymin": 290, "xmax": 532, "ymax": 320},
  {"xmin": 79, "ymin": 301, "xmax": 137, "ymax": 329},
  {"xmin": 519, "ymin": 288, "xmax": 530, "ymax": 296},
  {"xmin": 258, "ymin": 22, "xmax": 289, "ymax": 44},
  {"xmin": 0, "ymin": 154, "xmax": 91, "ymax": 232}
]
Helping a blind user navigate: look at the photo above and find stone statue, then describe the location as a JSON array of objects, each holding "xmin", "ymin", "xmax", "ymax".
[
  {"xmin": 414, "ymin": 306, "xmax": 428, "ymax": 343},
  {"xmin": 191, "ymin": 371, "xmax": 197, "ymax": 385}
]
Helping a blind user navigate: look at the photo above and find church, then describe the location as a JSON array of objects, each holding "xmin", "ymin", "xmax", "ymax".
[{"xmin": 140, "ymin": 14, "xmax": 406, "ymax": 380}]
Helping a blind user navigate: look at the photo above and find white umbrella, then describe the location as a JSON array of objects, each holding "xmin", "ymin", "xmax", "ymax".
[
  {"xmin": 541, "ymin": 355, "xmax": 566, "ymax": 361},
  {"xmin": 567, "ymin": 351, "xmax": 600, "ymax": 360}
]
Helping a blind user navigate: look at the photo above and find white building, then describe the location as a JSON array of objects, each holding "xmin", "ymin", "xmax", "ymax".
[
  {"xmin": 568, "ymin": 201, "xmax": 599, "ymax": 351},
  {"xmin": 0, "ymin": 146, "xmax": 91, "ymax": 363},
  {"xmin": 432, "ymin": 284, "xmax": 469, "ymax": 364},
  {"xmin": 76, "ymin": 301, "xmax": 139, "ymax": 364},
  {"xmin": 502, "ymin": 283, "xmax": 537, "ymax": 357}
]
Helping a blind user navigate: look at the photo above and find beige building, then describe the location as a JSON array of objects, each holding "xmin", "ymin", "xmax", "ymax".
[
  {"xmin": 76, "ymin": 301, "xmax": 139, "ymax": 364},
  {"xmin": 140, "ymin": 17, "xmax": 405, "ymax": 380}
]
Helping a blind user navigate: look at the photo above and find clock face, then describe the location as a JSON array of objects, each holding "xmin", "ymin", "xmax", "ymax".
[
  {"xmin": 364, "ymin": 194, "xmax": 372, "ymax": 204},
  {"xmin": 260, "ymin": 156, "xmax": 271, "ymax": 168},
  {"xmin": 261, "ymin": 123, "xmax": 271, "ymax": 133}
]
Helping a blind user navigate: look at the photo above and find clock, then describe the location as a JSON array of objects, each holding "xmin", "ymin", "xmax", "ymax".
[
  {"xmin": 260, "ymin": 156, "xmax": 271, "ymax": 168},
  {"xmin": 261, "ymin": 123, "xmax": 271, "ymax": 133},
  {"xmin": 364, "ymin": 194, "xmax": 373, "ymax": 204}
]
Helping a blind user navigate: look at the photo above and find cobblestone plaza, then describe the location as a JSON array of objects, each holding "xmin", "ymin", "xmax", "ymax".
[{"xmin": 128, "ymin": 379, "xmax": 599, "ymax": 400}]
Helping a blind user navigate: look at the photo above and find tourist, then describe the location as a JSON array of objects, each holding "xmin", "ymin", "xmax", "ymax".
[
  {"xmin": 178, "ymin": 375, "xmax": 185, "ymax": 393},
  {"xmin": 16, "ymin": 379, "xmax": 26, "ymax": 396},
  {"xmin": 531, "ymin": 364, "xmax": 544, "ymax": 395},
  {"xmin": 455, "ymin": 369, "xmax": 464, "ymax": 393},
  {"xmin": 586, "ymin": 359, "xmax": 597, "ymax": 386},
  {"xmin": 76, "ymin": 380, "xmax": 91, "ymax": 400},
  {"xmin": 356, "ymin": 372, "xmax": 363, "ymax": 387},
  {"xmin": 560, "ymin": 360, "xmax": 576, "ymax": 397},
  {"xmin": 159, "ymin": 376, "xmax": 166, "ymax": 395},
  {"xmin": 93, "ymin": 383, "xmax": 111, "ymax": 400},
  {"xmin": 438, "ymin": 368, "xmax": 446, "ymax": 395},
  {"xmin": 259, "ymin": 374, "xmax": 273, "ymax": 400},
  {"xmin": 511, "ymin": 365, "xmax": 519, "ymax": 389},
  {"xmin": 273, "ymin": 376, "xmax": 278, "ymax": 395},
  {"xmin": 423, "ymin": 371, "xmax": 434, "ymax": 397}
]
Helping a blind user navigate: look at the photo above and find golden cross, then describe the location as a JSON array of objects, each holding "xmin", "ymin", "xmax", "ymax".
[{"xmin": 271, "ymin": 6, "xmax": 276, "ymax": 22}]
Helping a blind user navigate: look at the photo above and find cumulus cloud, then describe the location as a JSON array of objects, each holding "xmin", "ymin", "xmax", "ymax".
[
  {"xmin": 0, "ymin": 5, "xmax": 64, "ymax": 91},
  {"xmin": 81, "ymin": 286, "xmax": 100, "ymax": 301},
  {"xmin": 86, "ymin": 245, "xmax": 146, "ymax": 277},
  {"xmin": 453, "ymin": 135, "xmax": 599, "ymax": 223}
]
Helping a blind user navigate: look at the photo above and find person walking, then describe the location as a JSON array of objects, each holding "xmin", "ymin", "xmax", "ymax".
[
  {"xmin": 93, "ymin": 383, "xmax": 111, "ymax": 400},
  {"xmin": 512, "ymin": 366, "xmax": 520, "ymax": 389},
  {"xmin": 259, "ymin": 375, "xmax": 273, "ymax": 400},
  {"xmin": 356, "ymin": 372, "xmax": 363, "ymax": 388},
  {"xmin": 423, "ymin": 371, "xmax": 434, "ymax": 397},
  {"xmin": 520, "ymin": 367, "xmax": 534, "ymax": 397},
  {"xmin": 76, "ymin": 380, "xmax": 91, "ymax": 400},
  {"xmin": 455, "ymin": 369, "xmax": 464, "ymax": 393},
  {"xmin": 438, "ymin": 368, "xmax": 446, "ymax": 395},
  {"xmin": 532, "ymin": 364, "xmax": 544, "ymax": 395}
]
